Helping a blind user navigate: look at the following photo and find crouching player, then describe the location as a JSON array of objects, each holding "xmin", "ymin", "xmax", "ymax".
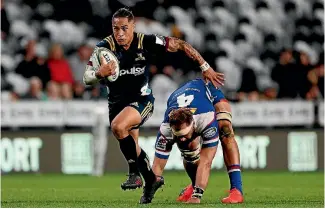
[
  {"xmin": 177, "ymin": 81, "xmax": 244, "ymax": 204},
  {"xmin": 152, "ymin": 79, "xmax": 221, "ymax": 203},
  {"xmin": 152, "ymin": 79, "xmax": 244, "ymax": 203}
]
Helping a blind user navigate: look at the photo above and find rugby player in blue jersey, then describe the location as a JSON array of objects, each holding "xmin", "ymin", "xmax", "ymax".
[{"xmin": 152, "ymin": 79, "xmax": 244, "ymax": 204}]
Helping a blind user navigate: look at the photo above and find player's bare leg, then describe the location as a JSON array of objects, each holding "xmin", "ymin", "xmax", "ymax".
[
  {"xmin": 111, "ymin": 107, "xmax": 144, "ymax": 190},
  {"xmin": 214, "ymin": 101, "xmax": 244, "ymax": 203}
]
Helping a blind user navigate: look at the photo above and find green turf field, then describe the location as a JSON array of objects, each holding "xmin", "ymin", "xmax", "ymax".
[{"xmin": 1, "ymin": 171, "xmax": 324, "ymax": 208}]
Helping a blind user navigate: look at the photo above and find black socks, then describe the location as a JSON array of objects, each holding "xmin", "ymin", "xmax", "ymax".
[
  {"xmin": 138, "ymin": 149, "xmax": 156, "ymax": 183},
  {"xmin": 185, "ymin": 162, "xmax": 198, "ymax": 187},
  {"xmin": 119, "ymin": 135, "xmax": 139, "ymax": 174},
  {"xmin": 119, "ymin": 136, "xmax": 156, "ymax": 183}
]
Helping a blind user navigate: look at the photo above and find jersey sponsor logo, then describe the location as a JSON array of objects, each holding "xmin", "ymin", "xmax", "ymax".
[
  {"xmin": 155, "ymin": 35, "xmax": 166, "ymax": 46},
  {"xmin": 135, "ymin": 53, "xmax": 145, "ymax": 61},
  {"xmin": 156, "ymin": 136, "xmax": 167, "ymax": 151},
  {"xmin": 185, "ymin": 88, "xmax": 200, "ymax": 92},
  {"xmin": 202, "ymin": 127, "xmax": 217, "ymax": 138},
  {"xmin": 120, "ymin": 66, "xmax": 145, "ymax": 76}
]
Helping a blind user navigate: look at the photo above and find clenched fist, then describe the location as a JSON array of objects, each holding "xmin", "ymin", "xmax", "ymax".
[{"xmin": 95, "ymin": 56, "xmax": 117, "ymax": 79}]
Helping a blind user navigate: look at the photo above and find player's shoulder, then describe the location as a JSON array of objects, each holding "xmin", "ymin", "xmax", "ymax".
[
  {"xmin": 135, "ymin": 32, "xmax": 146, "ymax": 41},
  {"xmin": 139, "ymin": 32, "xmax": 162, "ymax": 40},
  {"xmin": 159, "ymin": 122, "xmax": 173, "ymax": 139},
  {"xmin": 96, "ymin": 35, "xmax": 116, "ymax": 51},
  {"xmin": 193, "ymin": 111, "xmax": 216, "ymax": 133},
  {"xmin": 189, "ymin": 78, "xmax": 206, "ymax": 88},
  {"xmin": 140, "ymin": 32, "xmax": 167, "ymax": 47},
  {"xmin": 178, "ymin": 78, "xmax": 206, "ymax": 90},
  {"xmin": 170, "ymin": 79, "xmax": 206, "ymax": 100}
]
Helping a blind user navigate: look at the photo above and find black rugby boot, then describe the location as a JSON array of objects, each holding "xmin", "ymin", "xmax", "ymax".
[
  {"xmin": 121, "ymin": 173, "xmax": 143, "ymax": 190},
  {"xmin": 139, "ymin": 176, "xmax": 165, "ymax": 204}
]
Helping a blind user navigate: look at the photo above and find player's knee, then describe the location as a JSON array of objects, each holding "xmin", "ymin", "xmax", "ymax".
[{"xmin": 111, "ymin": 121, "xmax": 128, "ymax": 139}]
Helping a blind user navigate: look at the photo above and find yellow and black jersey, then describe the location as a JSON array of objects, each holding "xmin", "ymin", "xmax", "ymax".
[{"xmin": 95, "ymin": 32, "xmax": 168, "ymax": 105}]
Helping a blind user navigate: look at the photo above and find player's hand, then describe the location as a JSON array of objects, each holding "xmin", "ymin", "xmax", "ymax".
[
  {"xmin": 202, "ymin": 68, "xmax": 225, "ymax": 87},
  {"xmin": 186, "ymin": 197, "xmax": 201, "ymax": 204},
  {"xmin": 97, "ymin": 56, "xmax": 117, "ymax": 78}
]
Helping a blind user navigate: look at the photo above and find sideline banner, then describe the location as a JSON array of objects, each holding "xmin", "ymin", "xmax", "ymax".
[
  {"xmin": 0, "ymin": 101, "xmax": 319, "ymax": 127},
  {"xmin": 1, "ymin": 129, "xmax": 323, "ymax": 173},
  {"xmin": 231, "ymin": 101, "xmax": 315, "ymax": 126}
]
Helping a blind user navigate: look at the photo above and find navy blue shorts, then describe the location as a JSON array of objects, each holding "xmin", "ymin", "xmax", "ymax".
[{"xmin": 109, "ymin": 94, "xmax": 155, "ymax": 129}]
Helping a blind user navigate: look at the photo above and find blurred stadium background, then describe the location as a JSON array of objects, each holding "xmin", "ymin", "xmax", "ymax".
[{"xmin": 1, "ymin": 0, "xmax": 324, "ymax": 207}]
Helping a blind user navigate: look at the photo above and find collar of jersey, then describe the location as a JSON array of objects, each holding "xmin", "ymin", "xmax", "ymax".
[{"xmin": 113, "ymin": 32, "xmax": 139, "ymax": 51}]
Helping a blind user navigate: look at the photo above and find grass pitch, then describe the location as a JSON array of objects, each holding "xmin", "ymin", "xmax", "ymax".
[{"xmin": 1, "ymin": 171, "xmax": 324, "ymax": 208}]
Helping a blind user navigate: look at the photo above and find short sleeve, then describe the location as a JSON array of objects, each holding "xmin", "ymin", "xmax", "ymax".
[
  {"xmin": 155, "ymin": 123, "xmax": 174, "ymax": 159},
  {"xmin": 201, "ymin": 120, "xmax": 219, "ymax": 148},
  {"xmin": 143, "ymin": 34, "xmax": 169, "ymax": 55}
]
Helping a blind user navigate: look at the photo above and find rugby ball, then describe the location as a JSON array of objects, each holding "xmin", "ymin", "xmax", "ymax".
[{"xmin": 92, "ymin": 47, "xmax": 120, "ymax": 82}]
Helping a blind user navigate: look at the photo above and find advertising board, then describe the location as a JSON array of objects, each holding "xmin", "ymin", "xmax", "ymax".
[{"xmin": 1, "ymin": 129, "xmax": 323, "ymax": 173}]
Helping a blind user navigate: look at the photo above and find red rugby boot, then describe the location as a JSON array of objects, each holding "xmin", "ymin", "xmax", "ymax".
[
  {"xmin": 221, "ymin": 188, "xmax": 244, "ymax": 204},
  {"xmin": 177, "ymin": 184, "xmax": 193, "ymax": 202}
]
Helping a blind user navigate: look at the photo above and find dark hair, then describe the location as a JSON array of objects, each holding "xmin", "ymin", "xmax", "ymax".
[
  {"xmin": 169, "ymin": 108, "xmax": 193, "ymax": 127},
  {"xmin": 112, "ymin": 7, "xmax": 134, "ymax": 22}
]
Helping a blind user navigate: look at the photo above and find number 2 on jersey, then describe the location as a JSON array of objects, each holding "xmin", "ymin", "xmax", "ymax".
[{"xmin": 177, "ymin": 94, "xmax": 194, "ymax": 107}]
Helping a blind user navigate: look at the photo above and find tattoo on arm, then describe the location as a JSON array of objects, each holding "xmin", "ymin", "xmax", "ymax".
[{"xmin": 167, "ymin": 37, "xmax": 205, "ymax": 65}]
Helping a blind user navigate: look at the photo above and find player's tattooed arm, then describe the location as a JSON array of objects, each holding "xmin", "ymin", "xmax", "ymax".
[
  {"xmin": 167, "ymin": 37, "xmax": 205, "ymax": 65},
  {"xmin": 167, "ymin": 37, "xmax": 225, "ymax": 87}
]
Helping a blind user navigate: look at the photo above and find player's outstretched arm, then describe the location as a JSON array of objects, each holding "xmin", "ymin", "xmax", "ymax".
[
  {"xmin": 153, "ymin": 124, "xmax": 173, "ymax": 176},
  {"xmin": 166, "ymin": 37, "xmax": 225, "ymax": 87},
  {"xmin": 191, "ymin": 146, "xmax": 217, "ymax": 201}
]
